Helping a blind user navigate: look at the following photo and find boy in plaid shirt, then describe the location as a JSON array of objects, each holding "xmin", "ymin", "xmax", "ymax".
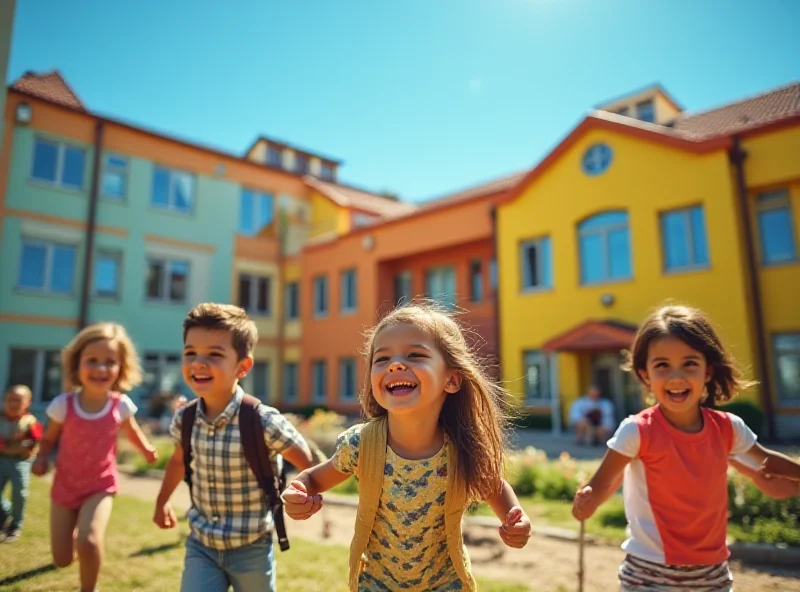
[
  {"xmin": 154, "ymin": 303, "xmax": 314, "ymax": 591},
  {"xmin": 0, "ymin": 385, "xmax": 42, "ymax": 542}
]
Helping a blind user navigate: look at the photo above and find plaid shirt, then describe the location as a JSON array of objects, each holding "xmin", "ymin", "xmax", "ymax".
[{"xmin": 170, "ymin": 386, "xmax": 308, "ymax": 550}]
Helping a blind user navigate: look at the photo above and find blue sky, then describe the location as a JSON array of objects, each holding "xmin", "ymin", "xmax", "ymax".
[{"xmin": 8, "ymin": 0, "xmax": 799, "ymax": 201}]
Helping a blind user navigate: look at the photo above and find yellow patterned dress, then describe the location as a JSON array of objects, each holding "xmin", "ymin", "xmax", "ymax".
[{"xmin": 333, "ymin": 423, "xmax": 465, "ymax": 591}]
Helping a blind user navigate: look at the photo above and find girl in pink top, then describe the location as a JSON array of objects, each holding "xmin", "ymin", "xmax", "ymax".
[
  {"xmin": 32, "ymin": 322, "xmax": 158, "ymax": 592},
  {"xmin": 572, "ymin": 305, "xmax": 800, "ymax": 591}
]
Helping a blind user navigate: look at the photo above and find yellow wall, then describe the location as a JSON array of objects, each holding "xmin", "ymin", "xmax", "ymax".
[
  {"xmin": 309, "ymin": 190, "xmax": 350, "ymax": 238},
  {"xmin": 498, "ymin": 128, "xmax": 757, "ymax": 408}
]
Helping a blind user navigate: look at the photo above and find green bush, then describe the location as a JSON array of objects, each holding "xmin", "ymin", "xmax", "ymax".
[
  {"xmin": 331, "ymin": 476, "xmax": 359, "ymax": 495},
  {"xmin": 504, "ymin": 447, "xmax": 582, "ymax": 501},
  {"xmin": 509, "ymin": 413, "xmax": 553, "ymax": 431},
  {"xmin": 598, "ymin": 502, "xmax": 628, "ymax": 528},
  {"xmin": 727, "ymin": 470, "xmax": 799, "ymax": 547}
]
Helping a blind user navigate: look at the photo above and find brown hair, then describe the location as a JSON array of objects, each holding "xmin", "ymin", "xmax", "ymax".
[
  {"xmin": 61, "ymin": 323, "xmax": 143, "ymax": 392},
  {"xmin": 183, "ymin": 303, "xmax": 258, "ymax": 360},
  {"xmin": 361, "ymin": 302, "xmax": 509, "ymax": 500},
  {"xmin": 623, "ymin": 304, "xmax": 756, "ymax": 405},
  {"xmin": 5, "ymin": 384, "xmax": 32, "ymax": 400}
]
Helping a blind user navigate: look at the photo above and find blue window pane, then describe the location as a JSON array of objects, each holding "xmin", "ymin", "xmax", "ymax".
[
  {"xmin": 95, "ymin": 256, "xmax": 118, "ymax": 295},
  {"xmin": 51, "ymin": 246, "xmax": 76, "ymax": 293},
  {"xmin": 759, "ymin": 209, "xmax": 796, "ymax": 263},
  {"xmin": 19, "ymin": 243, "xmax": 47, "ymax": 288},
  {"xmin": 152, "ymin": 168, "xmax": 170, "ymax": 207},
  {"xmin": 540, "ymin": 237, "xmax": 552, "ymax": 287},
  {"xmin": 690, "ymin": 207, "xmax": 709, "ymax": 265},
  {"xmin": 32, "ymin": 139, "xmax": 58, "ymax": 182},
  {"xmin": 102, "ymin": 171, "xmax": 125, "ymax": 198},
  {"xmin": 579, "ymin": 211, "xmax": 627, "ymax": 231},
  {"xmin": 62, "ymin": 147, "xmax": 85, "ymax": 188},
  {"xmin": 580, "ymin": 234, "xmax": 605, "ymax": 283},
  {"xmin": 258, "ymin": 193, "xmax": 274, "ymax": 229},
  {"xmin": 106, "ymin": 155, "xmax": 127, "ymax": 168},
  {"xmin": 169, "ymin": 261, "xmax": 189, "ymax": 301},
  {"xmin": 174, "ymin": 174, "xmax": 194, "ymax": 212},
  {"xmin": 663, "ymin": 211, "xmax": 689, "ymax": 269},
  {"xmin": 608, "ymin": 228, "xmax": 631, "ymax": 278},
  {"xmin": 239, "ymin": 190, "xmax": 255, "ymax": 234}
]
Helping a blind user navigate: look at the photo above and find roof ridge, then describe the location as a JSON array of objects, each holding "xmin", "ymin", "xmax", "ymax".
[
  {"xmin": 420, "ymin": 169, "xmax": 527, "ymax": 204},
  {"xmin": 678, "ymin": 80, "xmax": 800, "ymax": 120}
]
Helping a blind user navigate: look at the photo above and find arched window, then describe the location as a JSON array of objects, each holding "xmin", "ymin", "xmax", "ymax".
[{"xmin": 578, "ymin": 211, "xmax": 632, "ymax": 284}]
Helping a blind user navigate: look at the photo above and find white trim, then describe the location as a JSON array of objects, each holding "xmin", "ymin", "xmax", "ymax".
[
  {"xmin": 151, "ymin": 166, "xmax": 195, "ymax": 214},
  {"xmin": 145, "ymin": 257, "xmax": 190, "ymax": 304}
]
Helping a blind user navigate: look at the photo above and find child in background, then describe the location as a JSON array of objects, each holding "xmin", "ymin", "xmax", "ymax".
[
  {"xmin": 572, "ymin": 305, "xmax": 800, "ymax": 591},
  {"xmin": 0, "ymin": 384, "xmax": 42, "ymax": 542},
  {"xmin": 32, "ymin": 322, "xmax": 158, "ymax": 592},
  {"xmin": 282, "ymin": 303, "xmax": 531, "ymax": 591}
]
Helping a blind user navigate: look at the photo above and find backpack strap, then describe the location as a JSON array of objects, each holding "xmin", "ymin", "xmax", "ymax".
[
  {"xmin": 239, "ymin": 394, "xmax": 290, "ymax": 552},
  {"xmin": 181, "ymin": 399, "xmax": 199, "ymax": 505}
]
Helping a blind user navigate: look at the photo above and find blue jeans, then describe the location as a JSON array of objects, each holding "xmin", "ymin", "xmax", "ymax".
[
  {"xmin": 0, "ymin": 456, "xmax": 31, "ymax": 530},
  {"xmin": 181, "ymin": 534, "xmax": 276, "ymax": 592}
]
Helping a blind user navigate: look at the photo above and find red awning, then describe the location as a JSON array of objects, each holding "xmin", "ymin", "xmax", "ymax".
[{"xmin": 541, "ymin": 319, "xmax": 637, "ymax": 353}]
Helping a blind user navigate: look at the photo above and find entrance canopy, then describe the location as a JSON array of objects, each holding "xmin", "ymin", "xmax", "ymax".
[{"xmin": 542, "ymin": 319, "xmax": 637, "ymax": 353}]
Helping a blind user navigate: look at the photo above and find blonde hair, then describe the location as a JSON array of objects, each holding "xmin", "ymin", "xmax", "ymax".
[
  {"xmin": 5, "ymin": 384, "xmax": 32, "ymax": 400},
  {"xmin": 183, "ymin": 303, "xmax": 258, "ymax": 360},
  {"xmin": 361, "ymin": 302, "xmax": 509, "ymax": 500},
  {"xmin": 61, "ymin": 323, "xmax": 142, "ymax": 392}
]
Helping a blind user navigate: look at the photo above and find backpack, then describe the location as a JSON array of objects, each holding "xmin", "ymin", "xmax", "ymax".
[{"xmin": 181, "ymin": 394, "xmax": 290, "ymax": 552}]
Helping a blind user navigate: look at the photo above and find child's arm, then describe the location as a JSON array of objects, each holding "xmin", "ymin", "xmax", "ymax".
[
  {"xmin": 572, "ymin": 449, "xmax": 631, "ymax": 521},
  {"xmin": 122, "ymin": 417, "xmax": 158, "ymax": 464},
  {"xmin": 153, "ymin": 445, "xmax": 184, "ymax": 529},
  {"xmin": 484, "ymin": 479, "xmax": 532, "ymax": 549},
  {"xmin": 281, "ymin": 459, "xmax": 350, "ymax": 520},
  {"xmin": 729, "ymin": 457, "xmax": 800, "ymax": 499},
  {"xmin": 31, "ymin": 419, "xmax": 62, "ymax": 476},
  {"xmin": 280, "ymin": 441, "xmax": 315, "ymax": 472}
]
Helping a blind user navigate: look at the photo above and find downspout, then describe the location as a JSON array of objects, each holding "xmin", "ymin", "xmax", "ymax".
[
  {"xmin": 729, "ymin": 136, "xmax": 776, "ymax": 441},
  {"xmin": 78, "ymin": 119, "xmax": 104, "ymax": 329},
  {"xmin": 490, "ymin": 206, "xmax": 503, "ymax": 385}
]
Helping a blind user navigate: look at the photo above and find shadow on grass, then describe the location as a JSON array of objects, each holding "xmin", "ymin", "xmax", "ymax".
[
  {"xmin": 0, "ymin": 564, "xmax": 58, "ymax": 586},
  {"xmin": 130, "ymin": 539, "xmax": 184, "ymax": 557}
]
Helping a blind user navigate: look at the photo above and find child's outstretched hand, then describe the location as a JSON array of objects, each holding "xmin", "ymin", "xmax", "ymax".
[
  {"xmin": 499, "ymin": 506, "xmax": 532, "ymax": 549},
  {"xmin": 281, "ymin": 479, "xmax": 323, "ymax": 520},
  {"xmin": 759, "ymin": 456, "xmax": 800, "ymax": 482},
  {"xmin": 572, "ymin": 485, "xmax": 598, "ymax": 521},
  {"xmin": 143, "ymin": 446, "xmax": 159, "ymax": 465},
  {"xmin": 31, "ymin": 456, "xmax": 48, "ymax": 477},
  {"xmin": 153, "ymin": 502, "xmax": 177, "ymax": 529}
]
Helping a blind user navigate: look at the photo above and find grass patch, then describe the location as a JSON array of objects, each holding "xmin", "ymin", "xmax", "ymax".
[{"xmin": 2, "ymin": 478, "xmax": 530, "ymax": 591}]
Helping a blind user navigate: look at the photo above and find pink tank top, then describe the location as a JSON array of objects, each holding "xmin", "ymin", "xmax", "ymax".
[{"xmin": 51, "ymin": 393, "xmax": 122, "ymax": 509}]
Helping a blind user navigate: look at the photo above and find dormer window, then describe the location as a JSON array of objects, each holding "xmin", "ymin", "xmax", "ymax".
[
  {"xmin": 266, "ymin": 146, "xmax": 282, "ymax": 168},
  {"xmin": 615, "ymin": 107, "xmax": 630, "ymax": 117},
  {"xmin": 295, "ymin": 153, "xmax": 310, "ymax": 174},
  {"xmin": 636, "ymin": 99, "xmax": 655, "ymax": 123},
  {"xmin": 320, "ymin": 162, "xmax": 335, "ymax": 181}
]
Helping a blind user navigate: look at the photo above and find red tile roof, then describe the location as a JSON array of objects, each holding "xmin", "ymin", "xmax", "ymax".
[
  {"xmin": 304, "ymin": 176, "xmax": 418, "ymax": 218},
  {"xmin": 11, "ymin": 70, "xmax": 86, "ymax": 111},
  {"xmin": 419, "ymin": 170, "xmax": 527, "ymax": 211},
  {"xmin": 671, "ymin": 81, "xmax": 800, "ymax": 140}
]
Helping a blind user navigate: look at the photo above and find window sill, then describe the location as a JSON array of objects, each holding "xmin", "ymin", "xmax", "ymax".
[
  {"xmin": 14, "ymin": 287, "xmax": 76, "ymax": 299},
  {"xmin": 147, "ymin": 206, "xmax": 195, "ymax": 218},
  {"xmin": 28, "ymin": 179, "xmax": 86, "ymax": 196},
  {"xmin": 340, "ymin": 308, "xmax": 357, "ymax": 316},
  {"xmin": 663, "ymin": 265, "xmax": 710, "ymax": 275},
  {"xmin": 579, "ymin": 276, "xmax": 634, "ymax": 288},
  {"xmin": 521, "ymin": 286, "xmax": 554, "ymax": 295},
  {"xmin": 761, "ymin": 258, "xmax": 799, "ymax": 268}
]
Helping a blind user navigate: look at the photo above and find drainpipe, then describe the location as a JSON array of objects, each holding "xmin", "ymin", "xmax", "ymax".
[
  {"xmin": 729, "ymin": 136, "xmax": 776, "ymax": 441},
  {"xmin": 490, "ymin": 206, "xmax": 503, "ymax": 385},
  {"xmin": 78, "ymin": 119, "xmax": 104, "ymax": 329}
]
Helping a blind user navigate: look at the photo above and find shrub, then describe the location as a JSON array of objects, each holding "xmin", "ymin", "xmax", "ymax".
[{"xmin": 727, "ymin": 468, "xmax": 800, "ymax": 546}]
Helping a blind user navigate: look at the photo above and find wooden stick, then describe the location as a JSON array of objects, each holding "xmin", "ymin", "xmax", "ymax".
[{"xmin": 578, "ymin": 520, "xmax": 585, "ymax": 592}]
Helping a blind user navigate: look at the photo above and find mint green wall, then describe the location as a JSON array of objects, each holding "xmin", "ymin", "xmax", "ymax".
[{"xmin": 1, "ymin": 124, "xmax": 244, "ymax": 408}]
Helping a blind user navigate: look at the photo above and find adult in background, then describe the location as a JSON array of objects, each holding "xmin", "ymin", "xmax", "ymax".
[{"xmin": 569, "ymin": 385, "xmax": 615, "ymax": 446}]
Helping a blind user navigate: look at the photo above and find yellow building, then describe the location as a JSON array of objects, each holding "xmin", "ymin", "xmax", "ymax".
[{"xmin": 496, "ymin": 82, "xmax": 800, "ymax": 440}]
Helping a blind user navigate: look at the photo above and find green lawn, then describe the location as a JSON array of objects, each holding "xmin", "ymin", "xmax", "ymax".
[{"xmin": 1, "ymin": 479, "xmax": 529, "ymax": 591}]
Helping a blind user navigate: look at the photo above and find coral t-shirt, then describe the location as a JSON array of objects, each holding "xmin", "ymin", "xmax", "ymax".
[{"xmin": 608, "ymin": 406, "xmax": 756, "ymax": 566}]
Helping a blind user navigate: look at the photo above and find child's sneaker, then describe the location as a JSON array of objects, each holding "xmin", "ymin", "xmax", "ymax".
[{"xmin": 3, "ymin": 527, "xmax": 20, "ymax": 543}]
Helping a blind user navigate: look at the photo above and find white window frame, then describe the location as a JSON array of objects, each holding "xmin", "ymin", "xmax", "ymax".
[
  {"xmin": 520, "ymin": 237, "xmax": 552, "ymax": 291},
  {"xmin": 17, "ymin": 238, "xmax": 77, "ymax": 294},
  {"xmin": 7, "ymin": 347, "xmax": 62, "ymax": 406},
  {"xmin": 145, "ymin": 257, "xmax": 190, "ymax": 304},
  {"xmin": 151, "ymin": 166, "xmax": 195, "ymax": 214},
  {"xmin": 312, "ymin": 360, "xmax": 327, "ymax": 402},
  {"xmin": 101, "ymin": 152, "xmax": 129, "ymax": 200},
  {"xmin": 578, "ymin": 212, "xmax": 632, "ymax": 284},
  {"xmin": 340, "ymin": 269, "xmax": 357, "ymax": 313},
  {"xmin": 523, "ymin": 350, "xmax": 551, "ymax": 404},
  {"xmin": 30, "ymin": 136, "xmax": 86, "ymax": 190},
  {"xmin": 283, "ymin": 362, "xmax": 299, "ymax": 401},
  {"xmin": 426, "ymin": 265, "xmax": 457, "ymax": 308},
  {"xmin": 339, "ymin": 358, "xmax": 357, "ymax": 401},
  {"xmin": 313, "ymin": 275, "xmax": 329, "ymax": 317},
  {"xmin": 94, "ymin": 249, "xmax": 123, "ymax": 299},
  {"xmin": 239, "ymin": 273, "xmax": 271, "ymax": 316}
]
